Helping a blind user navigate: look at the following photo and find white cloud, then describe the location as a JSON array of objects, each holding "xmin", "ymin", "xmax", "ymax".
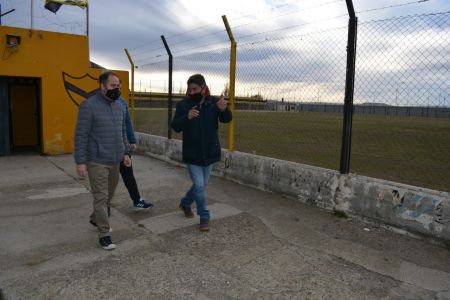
[{"xmin": 1, "ymin": 0, "xmax": 448, "ymax": 105}]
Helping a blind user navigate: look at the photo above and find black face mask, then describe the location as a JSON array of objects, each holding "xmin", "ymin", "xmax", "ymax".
[
  {"xmin": 106, "ymin": 88, "xmax": 120, "ymax": 101},
  {"xmin": 190, "ymin": 92, "xmax": 203, "ymax": 103}
]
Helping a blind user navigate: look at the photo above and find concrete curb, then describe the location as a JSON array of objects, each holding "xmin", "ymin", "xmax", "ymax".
[{"xmin": 136, "ymin": 132, "xmax": 450, "ymax": 242}]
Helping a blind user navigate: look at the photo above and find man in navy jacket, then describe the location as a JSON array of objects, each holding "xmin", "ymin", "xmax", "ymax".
[{"xmin": 171, "ymin": 74, "xmax": 232, "ymax": 231}]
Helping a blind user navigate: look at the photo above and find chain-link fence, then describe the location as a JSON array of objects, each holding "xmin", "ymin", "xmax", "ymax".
[
  {"xmin": 232, "ymin": 27, "xmax": 348, "ymax": 170},
  {"xmin": 133, "ymin": 59, "xmax": 169, "ymax": 138},
  {"xmin": 133, "ymin": 12, "xmax": 449, "ymax": 192},
  {"xmin": 352, "ymin": 12, "xmax": 450, "ymax": 191},
  {"xmin": 134, "ymin": 47, "xmax": 231, "ymax": 147}
]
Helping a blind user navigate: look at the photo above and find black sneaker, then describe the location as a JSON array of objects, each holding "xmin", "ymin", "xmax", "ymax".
[
  {"xmin": 179, "ymin": 203, "xmax": 194, "ymax": 218},
  {"xmin": 99, "ymin": 236, "xmax": 116, "ymax": 250},
  {"xmin": 199, "ymin": 218, "xmax": 210, "ymax": 232},
  {"xmin": 133, "ymin": 199, "xmax": 153, "ymax": 211}
]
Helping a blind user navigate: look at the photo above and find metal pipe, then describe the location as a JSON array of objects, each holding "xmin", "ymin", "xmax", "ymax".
[
  {"xmin": 30, "ymin": 0, "xmax": 34, "ymax": 30},
  {"xmin": 222, "ymin": 15, "xmax": 236, "ymax": 152},
  {"xmin": 161, "ymin": 35, "xmax": 173, "ymax": 139},
  {"xmin": 86, "ymin": 3, "xmax": 89, "ymax": 36},
  {"xmin": 86, "ymin": 4, "xmax": 90, "ymax": 65},
  {"xmin": 1, "ymin": 8, "xmax": 16, "ymax": 25}
]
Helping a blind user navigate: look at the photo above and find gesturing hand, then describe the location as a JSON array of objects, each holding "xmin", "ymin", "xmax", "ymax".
[
  {"xmin": 188, "ymin": 106, "xmax": 200, "ymax": 120},
  {"xmin": 216, "ymin": 95, "xmax": 227, "ymax": 112}
]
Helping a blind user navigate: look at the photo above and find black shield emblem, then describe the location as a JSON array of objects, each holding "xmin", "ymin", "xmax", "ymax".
[{"xmin": 62, "ymin": 72, "xmax": 99, "ymax": 107}]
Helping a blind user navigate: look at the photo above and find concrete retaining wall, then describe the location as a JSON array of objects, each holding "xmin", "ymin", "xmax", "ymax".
[{"xmin": 136, "ymin": 133, "xmax": 450, "ymax": 241}]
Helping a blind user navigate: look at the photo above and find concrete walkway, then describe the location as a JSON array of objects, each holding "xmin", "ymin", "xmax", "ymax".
[{"xmin": 0, "ymin": 154, "xmax": 449, "ymax": 299}]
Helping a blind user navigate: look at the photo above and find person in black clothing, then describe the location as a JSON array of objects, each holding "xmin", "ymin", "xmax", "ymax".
[
  {"xmin": 171, "ymin": 74, "xmax": 232, "ymax": 231},
  {"xmin": 118, "ymin": 97, "xmax": 153, "ymax": 211}
]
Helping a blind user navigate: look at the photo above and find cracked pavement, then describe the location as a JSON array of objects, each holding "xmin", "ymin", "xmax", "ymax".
[{"xmin": 1, "ymin": 154, "xmax": 449, "ymax": 299}]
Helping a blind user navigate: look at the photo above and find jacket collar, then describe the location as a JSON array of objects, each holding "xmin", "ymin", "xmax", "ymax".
[
  {"xmin": 188, "ymin": 95, "xmax": 212, "ymax": 107},
  {"xmin": 97, "ymin": 91, "xmax": 115, "ymax": 104}
]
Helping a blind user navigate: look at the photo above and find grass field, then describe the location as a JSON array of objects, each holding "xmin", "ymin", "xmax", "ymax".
[{"xmin": 135, "ymin": 108, "xmax": 450, "ymax": 192}]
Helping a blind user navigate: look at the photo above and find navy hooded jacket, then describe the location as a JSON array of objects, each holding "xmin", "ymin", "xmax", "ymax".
[{"xmin": 171, "ymin": 95, "xmax": 232, "ymax": 166}]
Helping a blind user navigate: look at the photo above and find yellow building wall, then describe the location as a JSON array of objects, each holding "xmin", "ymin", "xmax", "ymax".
[{"xmin": 0, "ymin": 26, "xmax": 129, "ymax": 155}]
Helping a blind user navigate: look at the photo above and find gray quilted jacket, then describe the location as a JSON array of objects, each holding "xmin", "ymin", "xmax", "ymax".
[{"xmin": 74, "ymin": 92, "xmax": 129, "ymax": 165}]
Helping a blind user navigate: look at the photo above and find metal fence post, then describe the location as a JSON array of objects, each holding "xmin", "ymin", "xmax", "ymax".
[
  {"xmin": 124, "ymin": 49, "xmax": 135, "ymax": 125},
  {"xmin": 222, "ymin": 15, "xmax": 236, "ymax": 152},
  {"xmin": 339, "ymin": 0, "xmax": 358, "ymax": 174},
  {"xmin": 1, "ymin": 6, "xmax": 16, "ymax": 26},
  {"xmin": 161, "ymin": 35, "xmax": 173, "ymax": 139}
]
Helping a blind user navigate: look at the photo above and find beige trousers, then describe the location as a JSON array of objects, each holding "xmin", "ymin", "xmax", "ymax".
[{"xmin": 87, "ymin": 162, "xmax": 119, "ymax": 238}]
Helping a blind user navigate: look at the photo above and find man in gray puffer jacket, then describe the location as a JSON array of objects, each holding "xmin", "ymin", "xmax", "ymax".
[{"xmin": 74, "ymin": 71, "xmax": 130, "ymax": 250}]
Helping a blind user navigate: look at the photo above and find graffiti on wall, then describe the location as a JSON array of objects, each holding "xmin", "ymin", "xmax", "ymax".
[{"xmin": 392, "ymin": 189, "xmax": 449, "ymax": 231}]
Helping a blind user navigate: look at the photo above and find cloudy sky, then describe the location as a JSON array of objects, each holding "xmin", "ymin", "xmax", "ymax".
[{"xmin": 1, "ymin": 0, "xmax": 449, "ymax": 104}]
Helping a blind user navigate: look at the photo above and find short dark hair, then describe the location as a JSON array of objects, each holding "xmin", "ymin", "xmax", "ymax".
[
  {"xmin": 187, "ymin": 74, "xmax": 206, "ymax": 87},
  {"xmin": 99, "ymin": 71, "xmax": 119, "ymax": 85}
]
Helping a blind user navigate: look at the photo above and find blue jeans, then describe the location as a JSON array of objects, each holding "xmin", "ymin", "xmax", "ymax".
[{"xmin": 181, "ymin": 163, "xmax": 214, "ymax": 220}]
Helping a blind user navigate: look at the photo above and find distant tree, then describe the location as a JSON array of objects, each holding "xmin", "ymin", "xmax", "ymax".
[{"xmin": 251, "ymin": 93, "xmax": 263, "ymax": 101}]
